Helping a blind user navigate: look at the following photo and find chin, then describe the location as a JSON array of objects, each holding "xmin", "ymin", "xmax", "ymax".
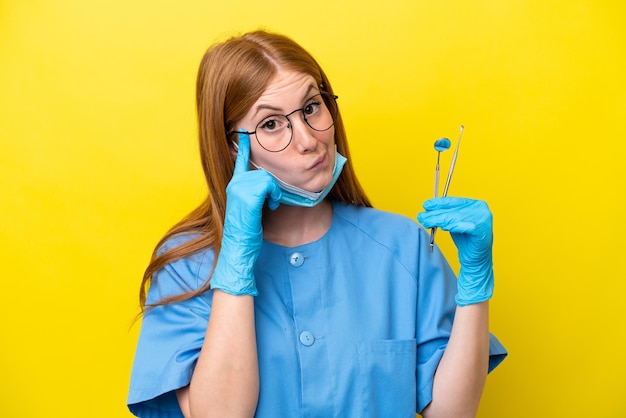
[{"xmin": 308, "ymin": 175, "xmax": 333, "ymax": 193}]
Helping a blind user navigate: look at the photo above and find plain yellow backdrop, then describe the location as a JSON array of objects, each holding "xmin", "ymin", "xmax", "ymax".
[{"xmin": 1, "ymin": 0, "xmax": 625, "ymax": 416}]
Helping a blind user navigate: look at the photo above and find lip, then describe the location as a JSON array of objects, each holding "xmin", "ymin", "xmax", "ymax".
[{"xmin": 308, "ymin": 153, "xmax": 329, "ymax": 170}]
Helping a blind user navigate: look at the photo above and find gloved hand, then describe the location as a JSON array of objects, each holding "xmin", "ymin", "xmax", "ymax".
[
  {"xmin": 417, "ymin": 197, "xmax": 494, "ymax": 306},
  {"xmin": 210, "ymin": 133, "xmax": 282, "ymax": 296}
]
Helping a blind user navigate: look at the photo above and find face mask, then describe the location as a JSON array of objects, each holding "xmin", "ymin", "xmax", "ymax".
[
  {"xmin": 231, "ymin": 140, "xmax": 346, "ymax": 207},
  {"xmin": 270, "ymin": 147, "xmax": 348, "ymax": 208},
  {"xmin": 255, "ymin": 149, "xmax": 347, "ymax": 207}
]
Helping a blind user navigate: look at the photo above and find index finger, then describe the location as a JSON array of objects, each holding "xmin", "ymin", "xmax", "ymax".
[
  {"xmin": 422, "ymin": 196, "xmax": 475, "ymax": 211},
  {"xmin": 234, "ymin": 131, "xmax": 251, "ymax": 176}
]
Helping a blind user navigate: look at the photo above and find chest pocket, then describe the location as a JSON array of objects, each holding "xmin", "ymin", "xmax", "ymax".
[{"xmin": 357, "ymin": 339, "xmax": 417, "ymax": 417}]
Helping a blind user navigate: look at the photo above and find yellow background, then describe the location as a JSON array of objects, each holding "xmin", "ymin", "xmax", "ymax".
[{"xmin": 1, "ymin": 0, "xmax": 624, "ymax": 416}]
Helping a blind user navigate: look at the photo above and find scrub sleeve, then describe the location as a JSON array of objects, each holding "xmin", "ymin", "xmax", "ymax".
[{"xmin": 127, "ymin": 237, "xmax": 213, "ymax": 418}]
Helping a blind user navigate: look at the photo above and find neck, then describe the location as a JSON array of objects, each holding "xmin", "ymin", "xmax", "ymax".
[{"xmin": 262, "ymin": 200, "xmax": 333, "ymax": 247}]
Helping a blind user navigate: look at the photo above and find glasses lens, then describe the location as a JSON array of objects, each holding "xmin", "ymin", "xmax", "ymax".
[
  {"xmin": 255, "ymin": 115, "xmax": 291, "ymax": 152},
  {"xmin": 303, "ymin": 93, "xmax": 337, "ymax": 132}
]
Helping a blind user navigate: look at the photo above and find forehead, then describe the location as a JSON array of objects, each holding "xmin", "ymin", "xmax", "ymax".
[{"xmin": 254, "ymin": 70, "xmax": 318, "ymax": 109}]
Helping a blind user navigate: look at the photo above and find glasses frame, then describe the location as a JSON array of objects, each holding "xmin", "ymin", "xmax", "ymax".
[{"xmin": 236, "ymin": 93, "xmax": 339, "ymax": 153}]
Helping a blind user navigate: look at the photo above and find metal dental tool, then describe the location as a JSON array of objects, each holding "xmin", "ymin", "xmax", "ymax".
[
  {"xmin": 433, "ymin": 137, "xmax": 451, "ymax": 198},
  {"xmin": 429, "ymin": 125, "xmax": 464, "ymax": 252}
]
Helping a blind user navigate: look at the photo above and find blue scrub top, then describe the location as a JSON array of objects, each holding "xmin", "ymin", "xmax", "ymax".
[{"xmin": 128, "ymin": 202, "xmax": 507, "ymax": 417}]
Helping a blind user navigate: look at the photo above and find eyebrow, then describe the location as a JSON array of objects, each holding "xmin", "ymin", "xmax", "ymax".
[{"xmin": 251, "ymin": 83, "xmax": 318, "ymax": 119}]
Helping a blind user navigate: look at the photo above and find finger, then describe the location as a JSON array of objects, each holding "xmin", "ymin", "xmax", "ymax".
[
  {"xmin": 242, "ymin": 170, "xmax": 282, "ymax": 211},
  {"xmin": 234, "ymin": 132, "xmax": 251, "ymax": 176},
  {"xmin": 417, "ymin": 211, "xmax": 476, "ymax": 233},
  {"xmin": 422, "ymin": 196, "xmax": 476, "ymax": 211},
  {"xmin": 266, "ymin": 188, "xmax": 282, "ymax": 210},
  {"xmin": 259, "ymin": 171, "xmax": 282, "ymax": 210}
]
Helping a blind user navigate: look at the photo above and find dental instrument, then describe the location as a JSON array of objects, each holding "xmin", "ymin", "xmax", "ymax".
[
  {"xmin": 429, "ymin": 125, "xmax": 464, "ymax": 252},
  {"xmin": 433, "ymin": 138, "xmax": 451, "ymax": 198}
]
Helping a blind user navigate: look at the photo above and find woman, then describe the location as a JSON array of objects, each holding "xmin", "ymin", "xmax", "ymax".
[{"xmin": 128, "ymin": 30, "xmax": 506, "ymax": 418}]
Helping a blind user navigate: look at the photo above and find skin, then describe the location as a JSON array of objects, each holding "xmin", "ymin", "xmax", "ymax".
[
  {"xmin": 177, "ymin": 69, "xmax": 489, "ymax": 417},
  {"xmin": 422, "ymin": 302, "xmax": 489, "ymax": 418}
]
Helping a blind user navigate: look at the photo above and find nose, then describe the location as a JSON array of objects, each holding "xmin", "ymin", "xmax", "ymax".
[{"xmin": 289, "ymin": 112, "xmax": 317, "ymax": 152}]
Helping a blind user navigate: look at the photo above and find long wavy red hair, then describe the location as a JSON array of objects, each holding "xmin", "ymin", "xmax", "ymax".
[{"xmin": 139, "ymin": 30, "xmax": 371, "ymax": 311}]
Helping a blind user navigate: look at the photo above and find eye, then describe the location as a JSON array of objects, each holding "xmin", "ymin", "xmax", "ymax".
[
  {"xmin": 259, "ymin": 116, "xmax": 288, "ymax": 133},
  {"xmin": 303, "ymin": 99, "xmax": 322, "ymax": 116},
  {"xmin": 261, "ymin": 119, "xmax": 277, "ymax": 130}
]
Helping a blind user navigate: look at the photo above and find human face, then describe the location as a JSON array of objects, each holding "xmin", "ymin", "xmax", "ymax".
[{"xmin": 235, "ymin": 70, "xmax": 336, "ymax": 193}]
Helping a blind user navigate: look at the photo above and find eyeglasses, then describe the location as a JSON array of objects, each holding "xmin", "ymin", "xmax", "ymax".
[{"xmin": 237, "ymin": 93, "xmax": 338, "ymax": 152}]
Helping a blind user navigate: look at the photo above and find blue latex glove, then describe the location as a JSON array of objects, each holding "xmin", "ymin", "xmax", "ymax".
[
  {"xmin": 417, "ymin": 197, "xmax": 494, "ymax": 306},
  {"xmin": 210, "ymin": 133, "xmax": 282, "ymax": 296}
]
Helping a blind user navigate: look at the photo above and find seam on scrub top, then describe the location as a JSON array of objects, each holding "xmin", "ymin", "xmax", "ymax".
[{"xmin": 333, "ymin": 208, "xmax": 418, "ymax": 281}]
